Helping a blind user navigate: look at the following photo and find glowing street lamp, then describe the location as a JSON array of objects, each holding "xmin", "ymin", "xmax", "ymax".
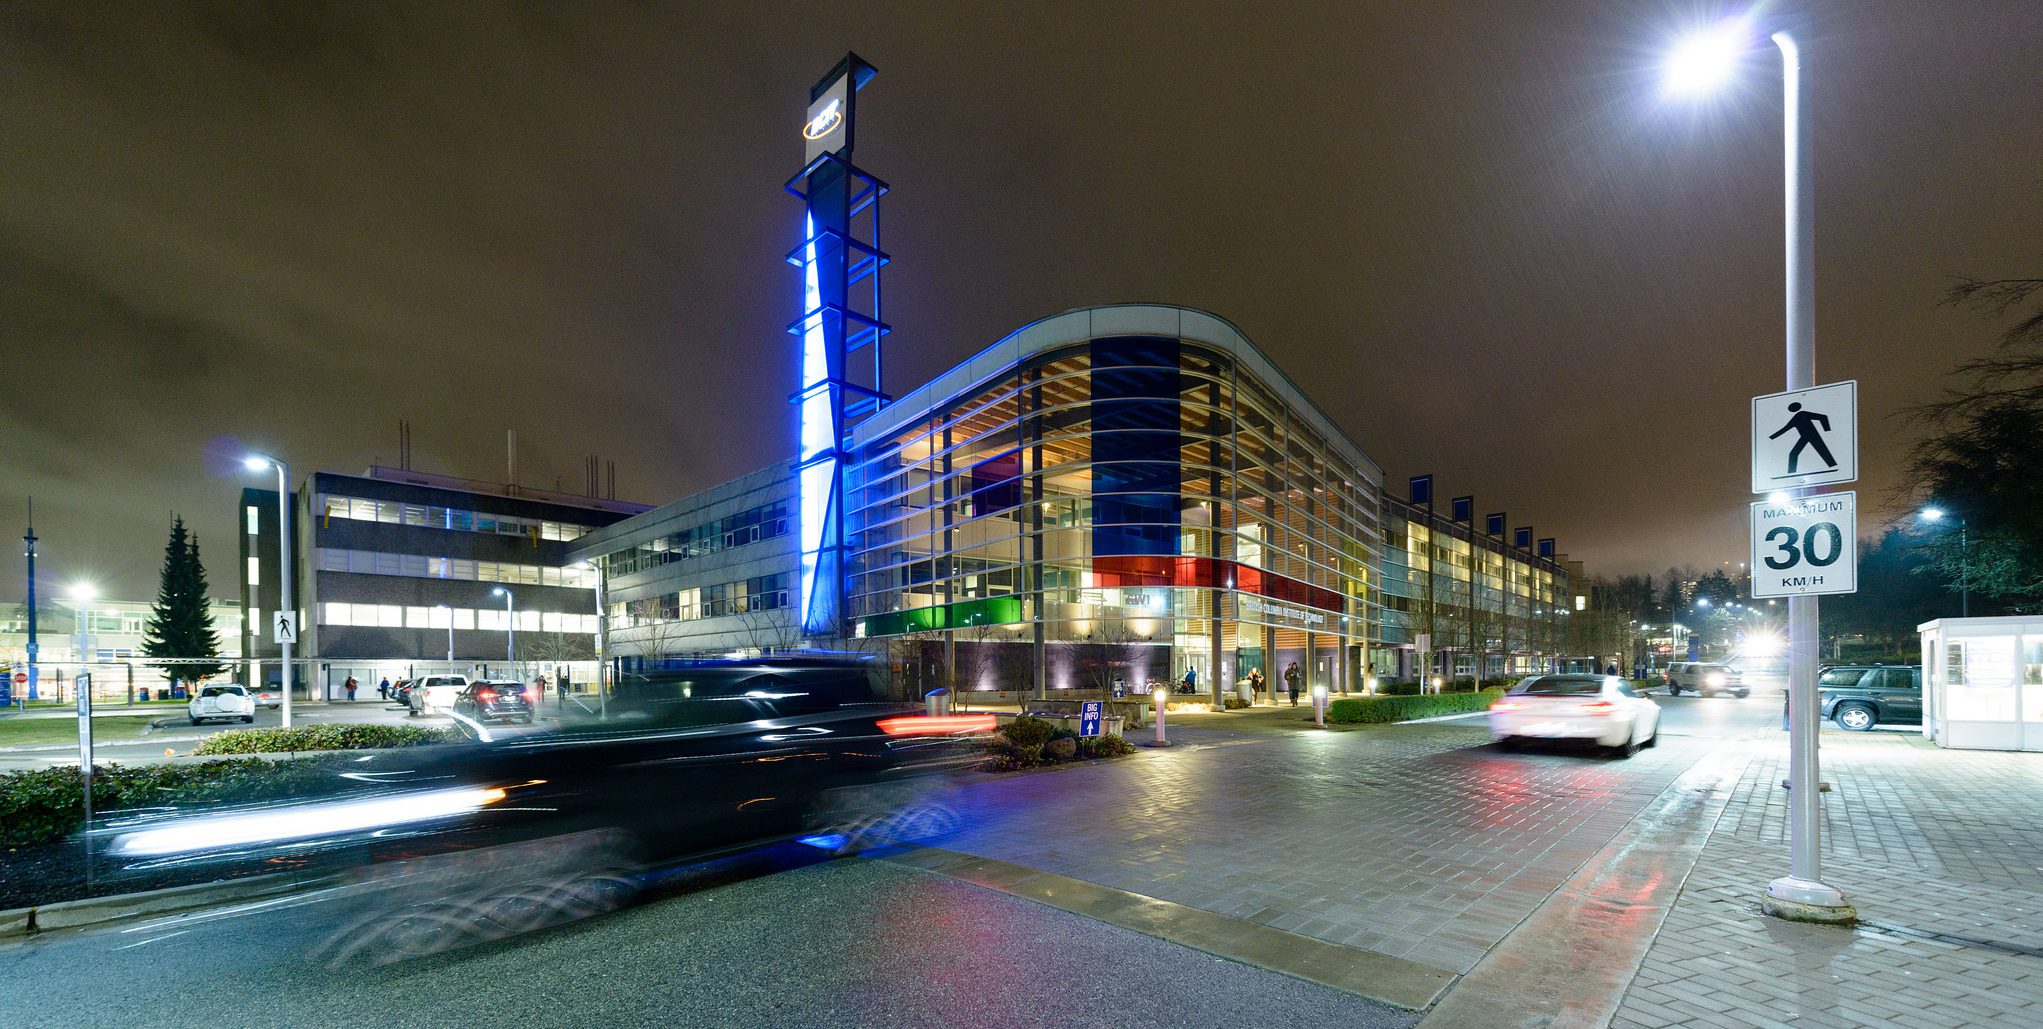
[
  {"xmin": 242, "ymin": 453, "xmax": 295, "ymax": 728},
  {"xmin": 1661, "ymin": 13, "xmax": 1851, "ymax": 923}
]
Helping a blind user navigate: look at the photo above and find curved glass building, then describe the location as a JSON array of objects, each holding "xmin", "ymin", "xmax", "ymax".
[{"xmin": 843, "ymin": 304, "xmax": 1382, "ymax": 695}]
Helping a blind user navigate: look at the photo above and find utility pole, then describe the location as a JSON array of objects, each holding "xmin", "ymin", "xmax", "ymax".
[{"xmin": 23, "ymin": 499, "xmax": 38, "ymax": 704}]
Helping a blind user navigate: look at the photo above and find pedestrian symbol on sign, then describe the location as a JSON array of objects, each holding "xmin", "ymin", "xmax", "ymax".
[
  {"xmin": 1768, "ymin": 402, "xmax": 1836, "ymax": 475},
  {"xmin": 1750, "ymin": 381, "xmax": 1857, "ymax": 492},
  {"xmin": 273, "ymin": 613, "xmax": 297, "ymax": 645}
]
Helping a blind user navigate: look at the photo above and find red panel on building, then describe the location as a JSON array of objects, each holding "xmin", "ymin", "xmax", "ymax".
[{"xmin": 1092, "ymin": 555, "xmax": 1343, "ymax": 613}]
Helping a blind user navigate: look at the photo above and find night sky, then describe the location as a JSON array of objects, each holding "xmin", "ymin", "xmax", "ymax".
[{"xmin": 3, "ymin": 1, "xmax": 2037, "ymax": 600}]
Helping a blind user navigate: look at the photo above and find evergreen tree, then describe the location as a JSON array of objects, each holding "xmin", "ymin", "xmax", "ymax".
[{"xmin": 142, "ymin": 516, "xmax": 226, "ymax": 686}]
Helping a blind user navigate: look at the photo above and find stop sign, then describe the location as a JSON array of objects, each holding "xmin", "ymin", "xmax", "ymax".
[{"xmin": 10, "ymin": 672, "xmax": 24, "ymax": 685}]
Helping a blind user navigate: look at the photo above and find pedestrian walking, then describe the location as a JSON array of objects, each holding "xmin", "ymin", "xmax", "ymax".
[
  {"xmin": 377, "ymin": 676, "xmax": 391, "ymax": 701},
  {"xmin": 1248, "ymin": 668, "xmax": 1265, "ymax": 703},
  {"xmin": 1284, "ymin": 661, "xmax": 1301, "ymax": 706},
  {"xmin": 345, "ymin": 675, "xmax": 358, "ymax": 702},
  {"xmin": 556, "ymin": 674, "xmax": 568, "ymax": 709}
]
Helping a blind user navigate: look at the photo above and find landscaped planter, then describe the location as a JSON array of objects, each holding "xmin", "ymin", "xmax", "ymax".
[{"xmin": 996, "ymin": 711, "xmax": 1127, "ymax": 738}]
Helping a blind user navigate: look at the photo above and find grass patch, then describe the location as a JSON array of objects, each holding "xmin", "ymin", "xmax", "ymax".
[
  {"xmin": 0, "ymin": 715, "xmax": 164, "ymax": 748},
  {"xmin": 1327, "ymin": 689, "xmax": 1506, "ymax": 725}
]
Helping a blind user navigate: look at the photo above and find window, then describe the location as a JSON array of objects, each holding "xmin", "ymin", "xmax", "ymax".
[
  {"xmin": 247, "ymin": 506, "xmax": 260, "ymax": 536},
  {"xmin": 454, "ymin": 608, "xmax": 476, "ymax": 630},
  {"xmin": 247, "ymin": 557, "xmax": 261, "ymax": 587},
  {"xmin": 405, "ymin": 607, "xmax": 431, "ymax": 628}
]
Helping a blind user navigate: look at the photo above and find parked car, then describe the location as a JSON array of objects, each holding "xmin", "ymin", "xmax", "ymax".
[
  {"xmin": 252, "ymin": 689, "xmax": 282, "ymax": 710},
  {"xmin": 406, "ymin": 674, "xmax": 471, "ymax": 716},
  {"xmin": 189, "ymin": 684, "xmax": 257, "ymax": 725},
  {"xmin": 453, "ymin": 681, "xmax": 534, "ymax": 725},
  {"xmin": 1818, "ymin": 664, "xmax": 1923, "ymax": 731},
  {"xmin": 390, "ymin": 679, "xmax": 417, "ymax": 707},
  {"xmin": 1664, "ymin": 662, "xmax": 1749, "ymax": 698},
  {"xmin": 1489, "ymin": 674, "xmax": 1662, "ymax": 757}
]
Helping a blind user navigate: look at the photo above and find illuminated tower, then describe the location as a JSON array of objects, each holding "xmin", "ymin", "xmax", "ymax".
[{"xmin": 787, "ymin": 54, "xmax": 887, "ymax": 639}]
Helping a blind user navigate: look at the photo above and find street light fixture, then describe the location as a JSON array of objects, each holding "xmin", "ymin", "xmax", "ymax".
[
  {"xmin": 242, "ymin": 453, "xmax": 295, "ymax": 728},
  {"xmin": 574, "ymin": 560, "xmax": 608, "ymax": 721},
  {"xmin": 492, "ymin": 587, "xmax": 515, "ymax": 672},
  {"xmin": 1662, "ymin": 14, "xmax": 1851, "ymax": 923}
]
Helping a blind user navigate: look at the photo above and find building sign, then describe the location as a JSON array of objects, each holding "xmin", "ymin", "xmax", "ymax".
[
  {"xmin": 803, "ymin": 72, "xmax": 853, "ymax": 164},
  {"xmin": 1079, "ymin": 701, "xmax": 1102, "ymax": 738},
  {"xmin": 1240, "ymin": 594, "xmax": 1328, "ymax": 629}
]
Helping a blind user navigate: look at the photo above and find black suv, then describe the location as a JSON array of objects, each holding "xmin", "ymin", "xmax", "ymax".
[
  {"xmin": 452, "ymin": 680, "xmax": 534, "ymax": 725},
  {"xmin": 1818, "ymin": 665, "xmax": 1922, "ymax": 731}
]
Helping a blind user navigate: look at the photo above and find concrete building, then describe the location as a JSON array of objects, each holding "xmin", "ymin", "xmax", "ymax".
[{"xmin": 238, "ymin": 466, "xmax": 647, "ymax": 696}]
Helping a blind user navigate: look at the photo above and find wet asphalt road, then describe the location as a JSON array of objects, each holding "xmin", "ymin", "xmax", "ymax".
[{"xmin": 0, "ymin": 851, "xmax": 1415, "ymax": 1029}]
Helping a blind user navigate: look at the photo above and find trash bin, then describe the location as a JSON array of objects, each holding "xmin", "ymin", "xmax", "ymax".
[
  {"xmin": 138, "ymin": 688, "xmax": 150, "ymax": 702},
  {"xmin": 924, "ymin": 688, "xmax": 951, "ymax": 716},
  {"xmin": 1236, "ymin": 680, "xmax": 1253, "ymax": 706}
]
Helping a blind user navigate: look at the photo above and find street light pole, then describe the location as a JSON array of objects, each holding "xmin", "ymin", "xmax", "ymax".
[
  {"xmin": 493, "ymin": 588, "xmax": 515, "ymax": 672},
  {"xmin": 245, "ymin": 455, "xmax": 295, "ymax": 729},
  {"xmin": 436, "ymin": 605, "xmax": 453, "ymax": 664},
  {"xmin": 1663, "ymin": 21, "xmax": 1850, "ymax": 921},
  {"xmin": 1769, "ymin": 29, "xmax": 1852, "ymax": 924}
]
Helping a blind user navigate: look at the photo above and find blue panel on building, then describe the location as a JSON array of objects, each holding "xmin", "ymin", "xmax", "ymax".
[{"xmin": 1090, "ymin": 337, "xmax": 1181, "ymax": 557}]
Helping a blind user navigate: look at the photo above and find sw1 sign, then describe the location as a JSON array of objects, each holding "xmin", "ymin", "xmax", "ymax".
[{"xmin": 1750, "ymin": 492, "xmax": 1858, "ymax": 598}]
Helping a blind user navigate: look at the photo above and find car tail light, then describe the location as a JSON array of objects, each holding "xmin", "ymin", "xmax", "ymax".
[
  {"xmin": 1491, "ymin": 700, "xmax": 1524, "ymax": 712},
  {"xmin": 876, "ymin": 714, "xmax": 997, "ymax": 736},
  {"xmin": 524, "ymin": 687, "xmax": 538, "ymax": 703},
  {"xmin": 1581, "ymin": 701, "xmax": 1616, "ymax": 716},
  {"xmin": 478, "ymin": 689, "xmax": 496, "ymax": 702}
]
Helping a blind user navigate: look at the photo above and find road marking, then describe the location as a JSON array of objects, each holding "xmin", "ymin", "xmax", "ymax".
[{"xmin": 112, "ymin": 929, "xmax": 190, "ymax": 950}]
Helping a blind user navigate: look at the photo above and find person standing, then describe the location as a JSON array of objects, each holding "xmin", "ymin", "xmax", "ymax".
[
  {"xmin": 378, "ymin": 676, "xmax": 391, "ymax": 701},
  {"xmin": 555, "ymin": 673, "xmax": 568, "ymax": 709},
  {"xmin": 344, "ymin": 675, "xmax": 358, "ymax": 702},
  {"xmin": 1284, "ymin": 661, "xmax": 1301, "ymax": 706}
]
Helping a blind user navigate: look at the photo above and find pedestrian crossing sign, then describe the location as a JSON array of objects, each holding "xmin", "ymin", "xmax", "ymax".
[{"xmin": 1751, "ymin": 381, "xmax": 1856, "ymax": 493}]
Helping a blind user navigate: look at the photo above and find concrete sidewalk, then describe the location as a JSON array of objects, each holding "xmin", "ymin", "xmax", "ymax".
[{"xmin": 1609, "ymin": 732, "xmax": 2043, "ymax": 1028}]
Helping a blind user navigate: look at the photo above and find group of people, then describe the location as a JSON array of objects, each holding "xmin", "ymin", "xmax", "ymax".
[
  {"xmin": 1238, "ymin": 660, "xmax": 1306, "ymax": 705},
  {"xmin": 334, "ymin": 673, "xmax": 574, "ymax": 706}
]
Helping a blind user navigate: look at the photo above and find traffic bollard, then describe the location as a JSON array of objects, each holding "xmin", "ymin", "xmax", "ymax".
[{"xmin": 1148, "ymin": 688, "xmax": 1170, "ymax": 747}]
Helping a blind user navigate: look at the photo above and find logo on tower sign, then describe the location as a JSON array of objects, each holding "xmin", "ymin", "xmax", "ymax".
[
  {"xmin": 1750, "ymin": 380, "xmax": 1856, "ymax": 492},
  {"xmin": 802, "ymin": 74, "xmax": 852, "ymax": 163}
]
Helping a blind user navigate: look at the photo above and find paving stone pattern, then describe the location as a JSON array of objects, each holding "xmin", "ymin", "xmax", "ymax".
[
  {"xmin": 1614, "ymin": 732, "xmax": 2043, "ymax": 1028},
  {"xmin": 938, "ymin": 721, "xmax": 1706, "ymax": 975}
]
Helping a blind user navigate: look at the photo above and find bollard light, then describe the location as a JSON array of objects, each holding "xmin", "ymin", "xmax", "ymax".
[
  {"xmin": 1364, "ymin": 676, "xmax": 1378, "ymax": 695},
  {"xmin": 1312, "ymin": 684, "xmax": 1329, "ymax": 729},
  {"xmin": 1431, "ymin": 675, "xmax": 1443, "ymax": 694},
  {"xmin": 1148, "ymin": 687, "xmax": 1171, "ymax": 747}
]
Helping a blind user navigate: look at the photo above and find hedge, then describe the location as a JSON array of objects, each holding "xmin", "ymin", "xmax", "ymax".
[
  {"xmin": 1327, "ymin": 688, "xmax": 1506, "ymax": 725},
  {"xmin": 192, "ymin": 724, "xmax": 459, "ymax": 756},
  {"xmin": 0, "ymin": 758, "xmax": 355, "ymax": 850}
]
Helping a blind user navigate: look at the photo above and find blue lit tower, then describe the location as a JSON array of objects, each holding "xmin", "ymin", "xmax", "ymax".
[{"xmin": 787, "ymin": 54, "xmax": 887, "ymax": 639}]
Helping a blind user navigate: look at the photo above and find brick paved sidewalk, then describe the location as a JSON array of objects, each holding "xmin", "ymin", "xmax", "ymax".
[{"xmin": 1613, "ymin": 733, "xmax": 2043, "ymax": 1028}]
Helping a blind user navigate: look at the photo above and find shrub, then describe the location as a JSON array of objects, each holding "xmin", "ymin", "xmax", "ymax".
[
  {"xmin": 1003, "ymin": 715, "xmax": 1056, "ymax": 749},
  {"xmin": 1381, "ymin": 681, "xmax": 1423, "ymax": 696},
  {"xmin": 1326, "ymin": 688, "xmax": 1506, "ymax": 725},
  {"xmin": 193, "ymin": 724, "xmax": 458, "ymax": 756},
  {"xmin": 1077, "ymin": 733, "xmax": 1136, "ymax": 759},
  {"xmin": 0, "ymin": 757, "xmax": 356, "ymax": 850},
  {"xmin": 1223, "ymin": 695, "xmax": 1249, "ymax": 710}
]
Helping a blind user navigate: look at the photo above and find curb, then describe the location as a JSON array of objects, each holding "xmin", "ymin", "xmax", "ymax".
[{"xmin": 1, "ymin": 870, "xmax": 340, "ymax": 939}]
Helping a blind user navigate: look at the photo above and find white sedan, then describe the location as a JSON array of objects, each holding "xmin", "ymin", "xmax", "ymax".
[{"xmin": 1489, "ymin": 674, "xmax": 1661, "ymax": 758}]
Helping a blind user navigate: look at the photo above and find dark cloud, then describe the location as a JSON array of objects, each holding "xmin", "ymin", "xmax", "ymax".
[{"xmin": 1, "ymin": 0, "xmax": 2038, "ymax": 599}]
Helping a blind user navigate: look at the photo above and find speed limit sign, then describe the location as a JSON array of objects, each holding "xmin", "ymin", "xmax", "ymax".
[{"xmin": 1750, "ymin": 491, "xmax": 1857, "ymax": 598}]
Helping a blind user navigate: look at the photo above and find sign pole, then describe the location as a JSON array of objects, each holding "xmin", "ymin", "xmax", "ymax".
[{"xmin": 1763, "ymin": 31, "xmax": 1852, "ymax": 923}]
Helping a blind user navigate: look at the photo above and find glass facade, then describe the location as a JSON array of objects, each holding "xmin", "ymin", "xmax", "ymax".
[
  {"xmin": 844, "ymin": 329, "xmax": 1384, "ymax": 696},
  {"xmin": 1378, "ymin": 497, "xmax": 1567, "ymax": 680}
]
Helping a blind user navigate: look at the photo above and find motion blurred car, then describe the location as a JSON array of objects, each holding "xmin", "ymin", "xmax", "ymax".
[
  {"xmin": 188, "ymin": 684, "xmax": 256, "ymax": 725},
  {"xmin": 108, "ymin": 657, "xmax": 992, "ymax": 887},
  {"xmin": 1489, "ymin": 674, "xmax": 1661, "ymax": 757},
  {"xmin": 389, "ymin": 679, "xmax": 416, "ymax": 707},
  {"xmin": 1819, "ymin": 664, "xmax": 1922, "ymax": 731},
  {"xmin": 406, "ymin": 674, "xmax": 470, "ymax": 716},
  {"xmin": 453, "ymin": 681, "xmax": 534, "ymax": 725},
  {"xmin": 1664, "ymin": 662, "xmax": 1749, "ymax": 698},
  {"xmin": 252, "ymin": 689, "xmax": 281, "ymax": 710}
]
